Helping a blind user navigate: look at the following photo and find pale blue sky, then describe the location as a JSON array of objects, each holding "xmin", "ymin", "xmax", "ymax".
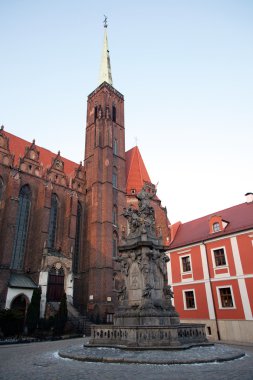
[{"xmin": 1, "ymin": 0, "xmax": 252, "ymax": 223}]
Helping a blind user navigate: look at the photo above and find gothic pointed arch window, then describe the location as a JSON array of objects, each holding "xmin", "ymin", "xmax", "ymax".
[
  {"xmin": 11, "ymin": 185, "xmax": 31, "ymax": 269},
  {"xmin": 48, "ymin": 193, "xmax": 58, "ymax": 249},
  {"xmin": 73, "ymin": 201, "xmax": 82, "ymax": 273}
]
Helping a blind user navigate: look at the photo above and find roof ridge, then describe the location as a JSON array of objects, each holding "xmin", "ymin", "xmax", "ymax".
[{"xmin": 180, "ymin": 202, "xmax": 248, "ymax": 225}]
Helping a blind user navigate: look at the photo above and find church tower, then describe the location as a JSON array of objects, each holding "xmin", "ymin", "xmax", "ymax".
[{"xmin": 80, "ymin": 20, "xmax": 126, "ymax": 322}]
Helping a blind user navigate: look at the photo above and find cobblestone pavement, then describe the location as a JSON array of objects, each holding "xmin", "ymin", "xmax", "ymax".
[{"xmin": 0, "ymin": 338, "xmax": 253, "ymax": 380}]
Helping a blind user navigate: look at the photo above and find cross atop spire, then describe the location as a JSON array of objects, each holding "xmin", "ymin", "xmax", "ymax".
[{"xmin": 99, "ymin": 16, "xmax": 113, "ymax": 86}]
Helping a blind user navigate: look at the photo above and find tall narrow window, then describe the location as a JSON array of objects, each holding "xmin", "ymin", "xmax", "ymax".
[
  {"xmin": 0, "ymin": 177, "xmax": 3, "ymax": 201},
  {"xmin": 113, "ymin": 205, "xmax": 118, "ymax": 226},
  {"xmin": 112, "ymin": 105, "xmax": 116, "ymax": 122},
  {"xmin": 112, "ymin": 167, "xmax": 117, "ymax": 188},
  {"xmin": 11, "ymin": 185, "xmax": 31, "ymax": 269},
  {"xmin": 73, "ymin": 202, "xmax": 82, "ymax": 273},
  {"xmin": 113, "ymin": 232, "xmax": 118, "ymax": 258},
  {"xmin": 48, "ymin": 193, "xmax": 58, "ymax": 249},
  {"xmin": 113, "ymin": 139, "xmax": 118, "ymax": 155},
  {"xmin": 94, "ymin": 106, "xmax": 98, "ymax": 121}
]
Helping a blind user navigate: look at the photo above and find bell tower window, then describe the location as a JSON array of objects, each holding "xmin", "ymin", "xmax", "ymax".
[{"xmin": 112, "ymin": 105, "xmax": 116, "ymax": 122}]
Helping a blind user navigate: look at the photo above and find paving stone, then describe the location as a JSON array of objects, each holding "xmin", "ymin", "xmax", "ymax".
[{"xmin": 0, "ymin": 338, "xmax": 253, "ymax": 380}]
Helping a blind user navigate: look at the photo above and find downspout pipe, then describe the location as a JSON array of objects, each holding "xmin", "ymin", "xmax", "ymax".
[{"xmin": 202, "ymin": 241, "xmax": 221, "ymax": 341}]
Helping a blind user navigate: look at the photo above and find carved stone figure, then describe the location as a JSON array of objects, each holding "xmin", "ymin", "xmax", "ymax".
[
  {"xmin": 142, "ymin": 283, "xmax": 153, "ymax": 298},
  {"xmin": 115, "ymin": 284, "xmax": 127, "ymax": 302},
  {"xmin": 137, "ymin": 183, "xmax": 156, "ymax": 213}
]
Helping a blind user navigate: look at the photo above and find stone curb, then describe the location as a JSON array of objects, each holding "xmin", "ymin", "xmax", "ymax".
[{"xmin": 58, "ymin": 350, "xmax": 245, "ymax": 366}]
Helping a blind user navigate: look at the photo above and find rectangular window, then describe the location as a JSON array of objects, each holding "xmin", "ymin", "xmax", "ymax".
[
  {"xmin": 184, "ymin": 290, "xmax": 196, "ymax": 309},
  {"xmin": 106, "ymin": 313, "xmax": 114, "ymax": 323},
  {"xmin": 213, "ymin": 248, "xmax": 226, "ymax": 266},
  {"xmin": 182, "ymin": 256, "xmax": 191, "ymax": 272},
  {"xmin": 219, "ymin": 287, "xmax": 234, "ymax": 308},
  {"xmin": 213, "ymin": 222, "xmax": 220, "ymax": 232}
]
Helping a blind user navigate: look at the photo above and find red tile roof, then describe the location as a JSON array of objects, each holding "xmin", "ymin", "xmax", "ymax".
[
  {"xmin": 4, "ymin": 130, "xmax": 155, "ymax": 193},
  {"xmin": 4, "ymin": 131, "xmax": 79, "ymax": 176},
  {"xmin": 125, "ymin": 146, "xmax": 151, "ymax": 194},
  {"xmin": 169, "ymin": 202, "xmax": 253, "ymax": 249}
]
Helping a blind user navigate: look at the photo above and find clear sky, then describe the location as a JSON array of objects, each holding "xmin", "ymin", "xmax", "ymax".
[{"xmin": 1, "ymin": 0, "xmax": 252, "ymax": 223}]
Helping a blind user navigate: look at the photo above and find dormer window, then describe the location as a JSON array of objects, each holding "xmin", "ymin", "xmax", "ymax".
[
  {"xmin": 209, "ymin": 215, "xmax": 228, "ymax": 234},
  {"xmin": 213, "ymin": 222, "xmax": 220, "ymax": 233}
]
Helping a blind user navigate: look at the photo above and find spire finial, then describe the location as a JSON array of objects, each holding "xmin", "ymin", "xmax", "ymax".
[{"xmin": 99, "ymin": 16, "xmax": 113, "ymax": 86}]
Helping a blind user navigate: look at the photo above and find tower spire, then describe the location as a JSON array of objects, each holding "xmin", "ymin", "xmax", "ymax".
[{"xmin": 99, "ymin": 16, "xmax": 113, "ymax": 86}]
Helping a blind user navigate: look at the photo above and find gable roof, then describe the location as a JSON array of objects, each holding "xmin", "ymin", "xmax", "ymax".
[
  {"xmin": 3, "ymin": 130, "xmax": 155, "ymax": 195},
  {"xmin": 125, "ymin": 146, "xmax": 151, "ymax": 194},
  {"xmin": 8, "ymin": 274, "xmax": 37, "ymax": 289},
  {"xmin": 4, "ymin": 131, "xmax": 79, "ymax": 176},
  {"xmin": 169, "ymin": 202, "xmax": 253, "ymax": 250}
]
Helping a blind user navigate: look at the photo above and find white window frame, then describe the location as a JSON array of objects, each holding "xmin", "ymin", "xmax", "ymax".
[
  {"xmin": 216, "ymin": 285, "xmax": 236, "ymax": 309},
  {"xmin": 212, "ymin": 222, "xmax": 220, "ymax": 233},
  {"xmin": 183, "ymin": 289, "xmax": 197, "ymax": 310},
  {"xmin": 180, "ymin": 254, "xmax": 192, "ymax": 274},
  {"xmin": 211, "ymin": 246, "xmax": 228, "ymax": 269}
]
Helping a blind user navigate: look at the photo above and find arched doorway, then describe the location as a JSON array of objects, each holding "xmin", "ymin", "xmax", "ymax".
[
  {"xmin": 46, "ymin": 266, "xmax": 65, "ymax": 302},
  {"xmin": 10, "ymin": 294, "xmax": 28, "ymax": 329}
]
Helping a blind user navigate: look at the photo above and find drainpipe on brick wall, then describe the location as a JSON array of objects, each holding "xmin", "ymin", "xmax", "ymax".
[{"xmin": 202, "ymin": 241, "xmax": 221, "ymax": 341}]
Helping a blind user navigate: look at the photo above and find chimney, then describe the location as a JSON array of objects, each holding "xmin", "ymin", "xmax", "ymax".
[{"xmin": 245, "ymin": 192, "xmax": 253, "ymax": 203}]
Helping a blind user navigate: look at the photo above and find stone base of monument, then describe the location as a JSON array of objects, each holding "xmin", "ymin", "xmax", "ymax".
[{"xmin": 88, "ymin": 323, "xmax": 207, "ymax": 349}]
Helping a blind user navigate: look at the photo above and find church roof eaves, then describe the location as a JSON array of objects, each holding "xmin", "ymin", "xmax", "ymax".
[
  {"xmin": 4, "ymin": 131, "xmax": 79, "ymax": 176},
  {"xmin": 168, "ymin": 202, "xmax": 253, "ymax": 250}
]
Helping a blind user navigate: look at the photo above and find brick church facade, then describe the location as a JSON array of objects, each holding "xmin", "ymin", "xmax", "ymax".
[{"xmin": 0, "ymin": 26, "xmax": 169, "ymax": 323}]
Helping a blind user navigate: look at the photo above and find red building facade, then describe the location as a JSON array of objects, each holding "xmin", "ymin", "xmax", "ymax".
[{"xmin": 167, "ymin": 196, "xmax": 253, "ymax": 343}]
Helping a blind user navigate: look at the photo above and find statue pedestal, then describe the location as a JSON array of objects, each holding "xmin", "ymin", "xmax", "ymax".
[
  {"xmin": 89, "ymin": 324, "xmax": 207, "ymax": 348},
  {"xmin": 88, "ymin": 185, "xmax": 207, "ymax": 348}
]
